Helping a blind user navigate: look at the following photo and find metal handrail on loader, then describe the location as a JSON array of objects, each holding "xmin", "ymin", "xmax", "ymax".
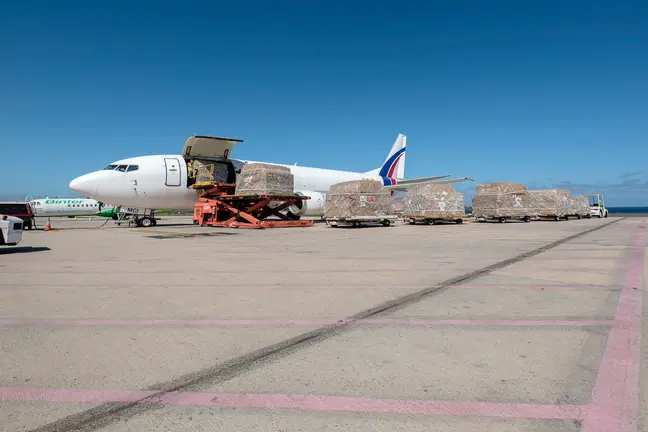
[{"xmin": 188, "ymin": 161, "xmax": 216, "ymax": 188}]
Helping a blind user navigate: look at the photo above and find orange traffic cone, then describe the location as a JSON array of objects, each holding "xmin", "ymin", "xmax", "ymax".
[{"xmin": 45, "ymin": 218, "xmax": 52, "ymax": 231}]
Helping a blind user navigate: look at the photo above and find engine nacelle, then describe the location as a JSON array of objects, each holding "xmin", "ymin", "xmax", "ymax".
[{"xmin": 288, "ymin": 190, "xmax": 327, "ymax": 217}]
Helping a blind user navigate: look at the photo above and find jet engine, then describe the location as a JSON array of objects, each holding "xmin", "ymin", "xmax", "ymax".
[{"xmin": 287, "ymin": 191, "xmax": 327, "ymax": 218}]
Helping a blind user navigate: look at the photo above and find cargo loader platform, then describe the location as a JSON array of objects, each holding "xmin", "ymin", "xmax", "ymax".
[{"xmin": 193, "ymin": 186, "xmax": 314, "ymax": 229}]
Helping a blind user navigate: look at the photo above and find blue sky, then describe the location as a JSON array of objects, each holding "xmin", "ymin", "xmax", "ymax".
[{"xmin": 1, "ymin": 0, "xmax": 647, "ymax": 205}]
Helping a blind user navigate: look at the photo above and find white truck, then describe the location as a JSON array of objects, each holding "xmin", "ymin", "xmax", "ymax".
[
  {"xmin": 584, "ymin": 193, "xmax": 609, "ymax": 218},
  {"xmin": 0, "ymin": 214, "xmax": 24, "ymax": 246}
]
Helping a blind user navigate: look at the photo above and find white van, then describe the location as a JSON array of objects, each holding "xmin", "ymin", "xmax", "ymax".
[{"xmin": 0, "ymin": 214, "xmax": 23, "ymax": 246}]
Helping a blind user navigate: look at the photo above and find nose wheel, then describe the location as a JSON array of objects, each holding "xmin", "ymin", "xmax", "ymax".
[{"xmin": 136, "ymin": 216, "xmax": 156, "ymax": 227}]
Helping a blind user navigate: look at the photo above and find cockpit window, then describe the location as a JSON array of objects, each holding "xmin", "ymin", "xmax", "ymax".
[
  {"xmin": 126, "ymin": 165, "xmax": 139, "ymax": 172},
  {"xmin": 103, "ymin": 165, "xmax": 118, "ymax": 170},
  {"xmin": 115, "ymin": 165, "xmax": 128, "ymax": 172}
]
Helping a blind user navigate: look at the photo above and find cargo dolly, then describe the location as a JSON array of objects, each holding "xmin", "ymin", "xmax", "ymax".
[
  {"xmin": 535, "ymin": 213, "xmax": 567, "ymax": 221},
  {"xmin": 192, "ymin": 183, "xmax": 314, "ymax": 229},
  {"xmin": 404, "ymin": 216, "xmax": 467, "ymax": 225},
  {"xmin": 475, "ymin": 215, "xmax": 532, "ymax": 223},
  {"xmin": 326, "ymin": 215, "xmax": 398, "ymax": 228}
]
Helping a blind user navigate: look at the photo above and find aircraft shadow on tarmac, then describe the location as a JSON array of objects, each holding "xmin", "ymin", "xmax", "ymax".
[{"xmin": 0, "ymin": 246, "xmax": 51, "ymax": 255}]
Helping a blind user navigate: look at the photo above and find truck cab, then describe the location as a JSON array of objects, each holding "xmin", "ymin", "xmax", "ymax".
[
  {"xmin": 584, "ymin": 193, "xmax": 609, "ymax": 218},
  {"xmin": 0, "ymin": 214, "xmax": 24, "ymax": 246}
]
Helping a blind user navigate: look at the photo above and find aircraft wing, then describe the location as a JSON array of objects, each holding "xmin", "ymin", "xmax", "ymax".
[{"xmin": 382, "ymin": 177, "xmax": 473, "ymax": 192}]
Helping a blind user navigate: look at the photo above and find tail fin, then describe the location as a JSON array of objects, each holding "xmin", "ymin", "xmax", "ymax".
[{"xmin": 364, "ymin": 133, "xmax": 406, "ymax": 185}]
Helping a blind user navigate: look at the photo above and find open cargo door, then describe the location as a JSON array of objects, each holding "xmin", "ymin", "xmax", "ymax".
[{"xmin": 182, "ymin": 135, "xmax": 243, "ymax": 161}]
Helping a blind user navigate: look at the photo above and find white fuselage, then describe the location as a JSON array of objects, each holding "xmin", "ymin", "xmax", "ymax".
[
  {"xmin": 29, "ymin": 197, "xmax": 109, "ymax": 217},
  {"xmin": 69, "ymin": 155, "xmax": 379, "ymax": 210}
]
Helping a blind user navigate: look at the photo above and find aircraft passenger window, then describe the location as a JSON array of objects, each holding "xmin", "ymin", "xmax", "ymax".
[
  {"xmin": 126, "ymin": 165, "xmax": 139, "ymax": 172},
  {"xmin": 103, "ymin": 165, "xmax": 118, "ymax": 170},
  {"xmin": 116, "ymin": 165, "xmax": 127, "ymax": 172}
]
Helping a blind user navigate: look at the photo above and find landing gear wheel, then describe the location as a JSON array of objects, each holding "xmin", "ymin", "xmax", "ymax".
[{"xmin": 139, "ymin": 217, "xmax": 153, "ymax": 228}]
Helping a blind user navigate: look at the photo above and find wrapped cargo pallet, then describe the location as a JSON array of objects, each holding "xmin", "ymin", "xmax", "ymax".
[
  {"xmin": 391, "ymin": 198, "xmax": 405, "ymax": 215},
  {"xmin": 475, "ymin": 182, "xmax": 527, "ymax": 195},
  {"xmin": 403, "ymin": 183, "xmax": 465, "ymax": 219},
  {"xmin": 567, "ymin": 195, "xmax": 590, "ymax": 216},
  {"xmin": 235, "ymin": 163, "xmax": 294, "ymax": 196},
  {"xmin": 528, "ymin": 189, "xmax": 570, "ymax": 217},
  {"xmin": 324, "ymin": 180, "xmax": 393, "ymax": 219},
  {"xmin": 471, "ymin": 182, "xmax": 531, "ymax": 219}
]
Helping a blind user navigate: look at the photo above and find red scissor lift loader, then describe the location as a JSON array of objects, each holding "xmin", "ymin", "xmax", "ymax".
[
  {"xmin": 193, "ymin": 183, "xmax": 314, "ymax": 229},
  {"xmin": 183, "ymin": 135, "xmax": 313, "ymax": 229}
]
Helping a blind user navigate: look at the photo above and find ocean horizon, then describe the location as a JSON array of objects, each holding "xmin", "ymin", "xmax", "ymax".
[{"xmin": 607, "ymin": 207, "xmax": 648, "ymax": 214}]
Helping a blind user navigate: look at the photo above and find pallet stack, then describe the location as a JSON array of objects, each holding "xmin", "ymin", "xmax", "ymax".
[
  {"xmin": 402, "ymin": 183, "xmax": 465, "ymax": 221},
  {"xmin": 527, "ymin": 189, "xmax": 570, "ymax": 219},
  {"xmin": 235, "ymin": 163, "xmax": 295, "ymax": 196},
  {"xmin": 567, "ymin": 195, "xmax": 590, "ymax": 218},
  {"xmin": 471, "ymin": 182, "xmax": 532, "ymax": 221},
  {"xmin": 324, "ymin": 180, "xmax": 393, "ymax": 219}
]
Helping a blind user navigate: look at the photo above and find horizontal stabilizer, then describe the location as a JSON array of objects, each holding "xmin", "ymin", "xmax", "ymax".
[
  {"xmin": 382, "ymin": 177, "xmax": 473, "ymax": 192},
  {"xmin": 389, "ymin": 174, "xmax": 451, "ymax": 185}
]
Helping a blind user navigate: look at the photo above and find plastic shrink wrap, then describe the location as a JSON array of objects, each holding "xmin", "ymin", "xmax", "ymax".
[
  {"xmin": 567, "ymin": 195, "xmax": 590, "ymax": 215},
  {"xmin": 471, "ymin": 182, "xmax": 531, "ymax": 218},
  {"xmin": 324, "ymin": 180, "xmax": 393, "ymax": 218},
  {"xmin": 527, "ymin": 189, "xmax": 570, "ymax": 216},
  {"xmin": 391, "ymin": 198, "xmax": 405, "ymax": 215},
  {"xmin": 403, "ymin": 184, "xmax": 465, "ymax": 219},
  {"xmin": 235, "ymin": 163, "xmax": 294, "ymax": 196}
]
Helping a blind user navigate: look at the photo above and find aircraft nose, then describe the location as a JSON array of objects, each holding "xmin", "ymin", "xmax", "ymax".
[{"xmin": 69, "ymin": 173, "xmax": 98, "ymax": 196}]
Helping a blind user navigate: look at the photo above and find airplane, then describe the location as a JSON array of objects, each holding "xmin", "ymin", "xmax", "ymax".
[
  {"xmin": 25, "ymin": 196, "xmax": 117, "ymax": 218},
  {"xmin": 69, "ymin": 133, "xmax": 472, "ymax": 227}
]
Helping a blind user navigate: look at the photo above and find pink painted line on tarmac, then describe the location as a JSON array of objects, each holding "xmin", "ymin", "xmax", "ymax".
[
  {"xmin": 158, "ymin": 391, "xmax": 586, "ymax": 419},
  {"xmin": 0, "ymin": 317, "xmax": 619, "ymax": 328},
  {"xmin": 363, "ymin": 318, "xmax": 619, "ymax": 327},
  {"xmin": 452, "ymin": 283, "xmax": 623, "ymax": 291},
  {"xmin": 0, "ymin": 387, "xmax": 585, "ymax": 420},
  {"xmin": 581, "ymin": 222, "xmax": 645, "ymax": 432}
]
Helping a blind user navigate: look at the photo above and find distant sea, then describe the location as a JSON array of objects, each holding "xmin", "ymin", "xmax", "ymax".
[{"xmin": 608, "ymin": 207, "xmax": 648, "ymax": 215}]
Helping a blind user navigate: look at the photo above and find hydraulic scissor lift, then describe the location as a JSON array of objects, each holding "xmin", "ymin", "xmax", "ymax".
[{"xmin": 192, "ymin": 183, "xmax": 314, "ymax": 229}]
